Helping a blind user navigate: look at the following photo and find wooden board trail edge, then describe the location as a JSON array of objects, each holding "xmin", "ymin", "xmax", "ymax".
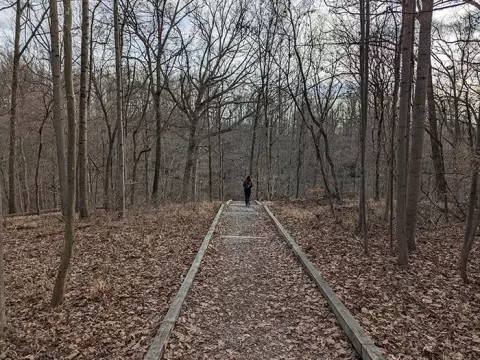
[
  {"xmin": 143, "ymin": 203, "xmax": 225, "ymax": 360},
  {"xmin": 264, "ymin": 205, "xmax": 386, "ymax": 360}
]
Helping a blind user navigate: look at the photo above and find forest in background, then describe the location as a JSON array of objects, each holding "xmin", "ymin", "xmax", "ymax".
[{"xmin": 0, "ymin": 0, "xmax": 479, "ymax": 333}]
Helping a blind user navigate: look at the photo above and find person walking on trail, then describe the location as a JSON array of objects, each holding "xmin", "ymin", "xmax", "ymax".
[{"xmin": 243, "ymin": 176, "xmax": 253, "ymax": 206}]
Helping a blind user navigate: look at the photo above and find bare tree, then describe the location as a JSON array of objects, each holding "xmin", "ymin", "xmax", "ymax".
[
  {"xmin": 280, "ymin": 0, "xmax": 341, "ymax": 205},
  {"xmin": 49, "ymin": 0, "xmax": 68, "ymax": 217},
  {"xmin": 164, "ymin": 0, "xmax": 255, "ymax": 201},
  {"xmin": 124, "ymin": 0, "xmax": 192, "ymax": 204},
  {"xmin": 403, "ymin": 0, "xmax": 434, "ymax": 251},
  {"xmin": 114, "ymin": 0, "xmax": 125, "ymax": 217},
  {"xmin": 427, "ymin": 64, "xmax": 447, "ymax": 209},
  {"xmin": 8, "ymin": 1, "xmax": 48, "ymax": 214},
  {"xmin": 395, "ymin": 0, "xmax": 415, "ymax": 266},
  {"xmin": 51, "ymin": 0, "xmax": 78, "ymax": 306},
  {"xmin": 358, "ymin": 0, "xmax": 370, "ymax": 253},
  {"xmin": 78, "ymin": 0, "xmax": 90, "ymax": 218},
  {"xmin": 0, "ymin": 180, "xmax": 5, "ymax": 331}
]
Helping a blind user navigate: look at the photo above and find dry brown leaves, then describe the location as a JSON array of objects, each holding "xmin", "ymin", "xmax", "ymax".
[
  {"xmin": 0, "ymin": 202, "xmax": 219, "ymax": 359},
  {"xmin": 270, "ymin": 200, "xmax": 480, "ymax": 360},
  {"xmin": 165, "ymin": 204, "xmax": 357, "ymax": 360}
]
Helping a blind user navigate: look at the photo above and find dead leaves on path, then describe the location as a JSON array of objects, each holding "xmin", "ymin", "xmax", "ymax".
[
  {"xmin": 1, "ymin": 203, "xmax": 218, "ymax": 359},
  {"xmin": 165, "ymin": 206, "xmax": 357, "ymax": 360},
  {"xmin": 271, "ymin": 200, "xmax": 480, "ymax": 360}
]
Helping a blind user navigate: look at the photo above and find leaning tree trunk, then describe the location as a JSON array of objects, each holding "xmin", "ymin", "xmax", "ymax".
[
  {"xmin": 49, "ymin": 0, "xmax": 68, "ymax": 217},
  {"xmin": 51, "ymin": 0, "xmax": 77, "ymax": 307},
  {"xmin": 78, "ymin": 0, "xmax": 90, "ymax": 219},
  {"xmin": 395, "ymin": 0, "xmax": 415, "ymax": 266},
  {"xmin": 114, "ymin": 0, "xmax": 125, "ymax": 217},
  {"xmin": 404, "ymin": 0, "xmax": 433, "ymax": 252}
]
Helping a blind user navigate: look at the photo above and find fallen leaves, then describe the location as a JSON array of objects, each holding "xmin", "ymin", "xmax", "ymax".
[
  {"xmin": 165, "ymin": 204, "xmax": 357, "ymax": 360},
  {"xmin": 270, "ymin": 200, "xmax": 480, "ymax": 360},
  {"xmin": 1, "ymin": 202, "xmax": 219, "ymax": 359}
]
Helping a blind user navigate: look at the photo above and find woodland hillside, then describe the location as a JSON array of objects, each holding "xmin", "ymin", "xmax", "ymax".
[{"xmin": 0, "ymin": 0, "xmax": 479, "ymax": 358}]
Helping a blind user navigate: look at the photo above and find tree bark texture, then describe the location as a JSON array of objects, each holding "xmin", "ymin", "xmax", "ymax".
[
  {"xmin": 49, "ymin": 0, "xmax": 68, "ymax": 217},
  {"xmin": 114, "ymin": 0, "xmax": 126, "ymax": 217},
  {"xmin": 51, "ymin": 0, "xmax": 77, "ymax": 307},
  {"xmin": 395, "ymin": 0, "xmax": 415, "ymax": 266},
  {"xmin": 78, "ymin": 0, "xmax": 90, "ymax": 219},
  {"xmin": 404, "ymin": 0, "xmax": 434, "ymax": 252}
]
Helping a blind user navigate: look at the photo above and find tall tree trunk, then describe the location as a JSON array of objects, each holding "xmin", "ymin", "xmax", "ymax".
[
  {"xmin": 35, "ymin": 127, "xmax": 44, "ymax": 215},
  {"xmin": 395, "ymin": 0, "xmax": 415, "ymax": 266},
  {"xmin": 182, "ymin": 122, "xmax": 197, "ymax": 202},
  {"xmin": 151, "ymin": 105, "xmax": 162, "ymax": 204},
  {"xmin": 404, "ymin": 0, "xmax": 433, "ymax": 252},
  {"xmin": 8, "ymin": 0, "xmax": 23, "ymax": 214},
  {"xmin": 217, "ymin": 108, "xmax": 224, "ymax": 201},
  {"xmin": 359, "ymin": 0, "xmax": 369, "ymax": 254},
  {"xmin": 459, "ymin": 103, "xmax": 480, "ymax": 283},
  {"xmin": 152, "ymin": 5, "xmax": 164, "ymax": 205},
  {"xmin": 374, "ymin": 94, "xmax": 385, "ymax": 201},
  {"xmin": 249, "ymin": 92, "xmax": 261, "ymax": 176},
  {"xmin": 320, "ymin": 128, "xmax": 340, "ymax": 199},
  {"xmin": 0, "ymin": 179, "xmax": 6, "ymax": 332},
  {"xmin": 114, "ymin": 0, "xmax": 125, "ymax": 217},
  {"xmin": 191, "ymin": 144, "xmax": 200, "ymax": 202},
  {"xmin": 19, "ymin": 139, "xmax": 30, "ymax": 213},
  {"xmin": 264, "ymin": 87, "xmax": 272, "ymax": 200},
  {"xmin": 78, "ymin": 0, "xmax": 90, "ymax": 219},
  {"xmin": 296, "ymin": 116, "xmax": 305, "ymax": 198},
  {"xmin": 384, "ymin": 15, "xmax": 402, "ymax": 258},
  {"xmin": 152, "ymin": 105, "xmax": 162, "ymax": 204},
  {"xmin": 103, "ymin": 136, "xmax": 115, "ymax": 211},
  {"xmin": 405, "ymin": 20, "xmax": 416, "ymax": 171},
  {"xmin": 51, "ymin": 0, "xmax": 77, "ymax": 307},
  {"xmin": 131, "ymin": 134, "xmax": 138, "ymax": 207},
  {"xmin": 49, "ymin": 0, "xmax": 68, "ymax": 217},
  {"xmin": 207, "ymin": 106, "xmax": 213, "ymax": 202},
  {"xmin": 427, "ymin": 65, "xmax": 447, "ymax": 207}
]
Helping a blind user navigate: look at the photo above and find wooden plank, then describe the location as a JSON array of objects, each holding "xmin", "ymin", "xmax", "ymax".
[
  {"xmin": 264, "ymin": 205, "xmax": 386, "ymax": 360},
  {"xmin": 143, "ymin": 204, "xmax": 225, "ymax": 360},
  {"xmin": 221, "ymin": 235, "xmax": 268, "ymax": 239}
]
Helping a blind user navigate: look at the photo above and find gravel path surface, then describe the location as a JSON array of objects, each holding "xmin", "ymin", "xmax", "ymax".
[{"xmin": 164, "ymin": 202, "xmax": 358, "ymax": 359}]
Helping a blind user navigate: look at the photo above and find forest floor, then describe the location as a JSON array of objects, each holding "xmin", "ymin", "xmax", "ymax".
[
  {"xmin": 269, "ymin": 200, "xmax": 480, "ymax": 360},
  {"xmin": 165, "ymin": 202, "xmax": 357, "ymax": 359},
  {"xmin": 0, "ymin": 202, "xmax": 219, "ymax": 359}
]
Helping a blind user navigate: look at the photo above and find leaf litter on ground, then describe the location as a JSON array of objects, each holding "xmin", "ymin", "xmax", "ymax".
[
  {"xmin": 0, "ymin": 202, "xmax": 219, "ymax": 359},
  {"xmin": 270, "ymin": 200, "xmax": 480, "ymax": 360}
]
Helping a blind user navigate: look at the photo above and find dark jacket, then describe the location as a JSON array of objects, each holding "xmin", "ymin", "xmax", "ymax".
[{"xmin": 243, "ymin": 180, "xmax": 253, "ymax": 193}]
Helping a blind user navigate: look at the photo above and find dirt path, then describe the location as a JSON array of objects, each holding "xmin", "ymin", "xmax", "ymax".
[{"xmin": 164, "ymin": 202, "xmax": 358, "ymax": 359}]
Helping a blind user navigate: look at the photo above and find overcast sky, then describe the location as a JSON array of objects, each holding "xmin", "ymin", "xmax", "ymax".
[{"xmin": 0, "ymin": 0, "xmax": 475, "ymax": 52}]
